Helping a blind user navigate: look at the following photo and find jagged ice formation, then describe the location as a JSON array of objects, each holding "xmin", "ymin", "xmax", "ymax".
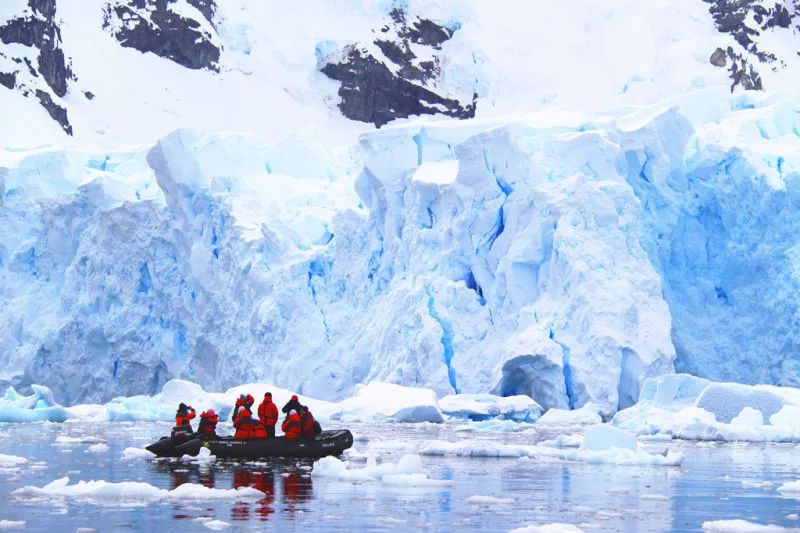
[{"xmin": 2, "ymin": 90, "xmax": 800, "ymax": 417}]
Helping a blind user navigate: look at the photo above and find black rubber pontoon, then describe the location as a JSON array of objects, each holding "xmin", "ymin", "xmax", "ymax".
[{"xmin": 146, "ymin": 429, "xmax": 354, "ymax": 459}]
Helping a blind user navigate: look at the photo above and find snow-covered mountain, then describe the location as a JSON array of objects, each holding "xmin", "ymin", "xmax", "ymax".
[
  {"xmin": 2, "ymin": 0, "xmax": 800, "ymax": 412},
  {"xmin": 3, "ymin": 0, "xmax": 800, "ymax": 147}
]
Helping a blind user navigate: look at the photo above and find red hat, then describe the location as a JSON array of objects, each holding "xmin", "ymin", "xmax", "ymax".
[{"xmin": 291, "ymin": 394, "xmax": 298, "ymax": 400}]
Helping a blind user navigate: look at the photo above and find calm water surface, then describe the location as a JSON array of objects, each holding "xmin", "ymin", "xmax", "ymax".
[{"xmin": 0, "ymin": 421, "xmax": 799, "ymax": 532}]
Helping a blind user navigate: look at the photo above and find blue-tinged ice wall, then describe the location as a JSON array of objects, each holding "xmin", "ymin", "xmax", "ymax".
[{"xmin": 1, "ymin": 91, "xmax": 799, "ymax": 413}]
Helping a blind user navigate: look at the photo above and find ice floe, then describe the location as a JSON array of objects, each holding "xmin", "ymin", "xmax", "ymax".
[
  {"xmin": 440, "ymin": 393, "xmax": 542, "ymax": 422},
  {"xmin": 312, "ymin": 453, "xmax": 452, "ymax": 487},
  {"xmin": 12, "ymin": 477, "xmax": 265, "ymax": 505},
  {"xmin": 702, "ymin": 519, "xmax": 787, "ymax": 532},
  {"xmin": 120, "ymin": 447, "xmax": 155, "ymax": 461}
]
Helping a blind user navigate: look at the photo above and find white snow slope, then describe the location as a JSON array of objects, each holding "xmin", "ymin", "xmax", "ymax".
[{"xmin": 0, "ymin": 0, "xmax": 771, "ymax": 148}]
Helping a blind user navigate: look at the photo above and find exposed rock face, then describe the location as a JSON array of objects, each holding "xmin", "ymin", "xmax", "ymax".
[
  {"xmin": 319, "ymin": 7, "xmax": 477, "ymax": 127},
  {"xmin": 704, "ymin": 0, "xmax": 798, "ymax": 91},
  {"xmin": 0, "ymin": 0, "xmax": 74, "ymax": 134},
  {"xmin": 103, "ymin": 0, "xmax": 221, "ymax": 71}
]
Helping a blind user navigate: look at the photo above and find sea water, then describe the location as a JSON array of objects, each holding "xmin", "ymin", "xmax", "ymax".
[{"xmin": 0, "ymin": 421, "xmax": 798, "ymax": 531}]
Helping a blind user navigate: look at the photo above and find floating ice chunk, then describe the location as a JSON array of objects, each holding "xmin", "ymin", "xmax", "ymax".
[
  {"xmin": 12, "ymin": 477, "xmax": 264, "ymax": 504},
  {"xmin": 0, "ymin": 521, "xmax": 26, "ymax": 530},
  {"xmin": 440, "ymin": 393, "xmax": 543, "ymax": 422},
  {"xmin": 579, "ymin": 424, "xmax": 637, "ymax": 452},
  {"xmin": 0, "ymin": 385, "xmax": 67, "ymax": 423},
  {"xmin": 0, "ymin": 454, "xmax": 28, "ymax": 467},
  {"xmin": 466, "ymin": 495, "xmax": 513, "ymax": 506},
  {"xmin": 381, "ymin": 473, "xmax": 454, "ymax": 488},
  {"xmin": 420, "ymin": 440, "xmax": 535, "ymax": 458},
  {"xmin": 701, "ymin": 519, "xmax": 787, "ymax": 532},
  {"xmin": 510, "ymin": 524, "xmax": 585, "ymax": 533},
  {"xmin": 332, "ymin": 382, "xmax": 443, "ymax": 423},
  {"xmin": 740, "ymin": 481, "xmax": 773, "ymax": 489},
  {"xmin": 87, "ymin": 443, "xmax": 109, "ymax": 453},
  {"xmin": 202, "ymin": 520, "xmax": 230, "ymax": 531},
  {"xmin": 538, "ymin": 403, "xmax": 602, "ymax": 426},
  {"xmin": 376, "ymin": 517, "xmax": 407, "ymax": 525},
  {"xmin": 312, "ymin": 454, "xmax": 450, "ymax": 487},
  {"xmin": 777, "ymin": 481, "xmax": 800, "ymax": 496},
  {"xmin": 55, "ymin": 435, "xmax": 106, "ymax": 445},
  {"xmin": 121, "ymin": 447, "xmax": 155, "ymax": 461},
  {"xmin": 731, "ymin": 407, "xmax": 764, "ymax": 427},
  {"xmin": 183, "ymin": 447, "xmax": 215, "ymax": 466}
]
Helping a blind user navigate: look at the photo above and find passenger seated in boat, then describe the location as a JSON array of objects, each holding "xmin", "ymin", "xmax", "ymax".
[
  {"xmin": 233, "ymin": 394, "xmax": 267, "ymax": 439},
  {"xmin": 299, "ymin": 406, "xmax": 321, "ymax": 438},
  {"xmin": 175, "ymin": 403, "xmax": 196, "ymax": 430},
  {"xmin": 197, "ymin": 409, "xmax": 219, "ymax": 438},
  {"xmin": 281, "ymin": 409, "xmax": 302, "ymax": 439},
  {"xmin": 282, "ymin": 394, "xmax": 303, "ymax": 415}
]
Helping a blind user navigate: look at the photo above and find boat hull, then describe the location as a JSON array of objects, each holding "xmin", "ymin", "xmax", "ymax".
[{"xmin": 146, "ymin": 429, "xmax": 353, "ymax": 459}]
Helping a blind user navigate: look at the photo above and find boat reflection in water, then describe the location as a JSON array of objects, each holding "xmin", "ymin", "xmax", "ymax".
[{"xmin": 153, "ymin": 458, "xmax": 314, "ymax": 522}]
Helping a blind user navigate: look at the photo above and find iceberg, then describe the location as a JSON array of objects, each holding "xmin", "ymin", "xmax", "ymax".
[
  {"xmin": 613, "ymin": 374, "xmax": 800, "ymax": 442},
  {"xmin": 439, "ymin": 393, "xmax": 542, "ymax": 422},
  {"xmin": 0, "ymin": 385, "xmax": 67, "ymax": 423}
]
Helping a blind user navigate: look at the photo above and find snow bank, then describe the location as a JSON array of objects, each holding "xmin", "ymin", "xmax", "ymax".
[
  {"xmin": 440, "ymin": 393, "xmax": 542, "ymax": 422},
  {"xmin": 12, "ymin": 477, "xmax": 265, "ymax": 504},
  {"xmin": 613, "ymin": 375, "xmax": 800, "ymax": 442},
  {"xmin": 0, "ymin": 385, "xmax": 67, "ymax": 423},
  {"xmin": 312, "ymin": 454, "xmax": 452, "ymax": 487},
  {"xmin": 537, "ymin": 403, "xmax": 602, "ymax": 426},
  {"xmin": 701, "ymin": 520, "xmax": 787, "ymax": 532}
]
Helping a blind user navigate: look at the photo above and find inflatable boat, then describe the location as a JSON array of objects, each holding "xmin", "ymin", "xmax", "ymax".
[{"xmin": 146, "ymin": 429, "xmax": 353, "ymax": 459}]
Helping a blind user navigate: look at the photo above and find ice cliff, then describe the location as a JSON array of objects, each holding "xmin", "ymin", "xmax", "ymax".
[{"xmin": 2, "ymin": 89, "xmax": 800, "ymax": 416}]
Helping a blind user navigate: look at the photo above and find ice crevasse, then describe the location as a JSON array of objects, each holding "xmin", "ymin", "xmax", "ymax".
[{"xmin": 2, "ymin": 89, "xmax": 800, "ymax": 416}]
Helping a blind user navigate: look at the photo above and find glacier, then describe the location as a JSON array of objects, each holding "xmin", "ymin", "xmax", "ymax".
[{"xmin": 2, "ymin": 89, "xmax": 800, "ymax": 416}]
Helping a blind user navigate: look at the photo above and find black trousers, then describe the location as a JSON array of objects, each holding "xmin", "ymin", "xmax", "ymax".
[{"xmin": 266, "ymin": 425, "xmax": 275, "ymax": 438}]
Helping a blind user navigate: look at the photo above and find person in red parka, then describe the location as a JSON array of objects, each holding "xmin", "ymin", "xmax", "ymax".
[
  {"xmin": 233, "ymin": 394, "xmax": 266, "ymax": 439},
  {"xmin": 175, "ymin": 403, "xmax": 196, "ymax": 429},
  {"xmin": 281, "ymin": 409, "xmax": 302, "ymax": 439},
  {"xmin": 299, "ymin": 406, "xmax": 321, "ymax": 438},
  {"xmin": 197, "ymin": 409, "xmax": 219, "ymax": 437},
  {"xmin": 258, "ymin": 392, "xmax": 279, "ymax": 438}
]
